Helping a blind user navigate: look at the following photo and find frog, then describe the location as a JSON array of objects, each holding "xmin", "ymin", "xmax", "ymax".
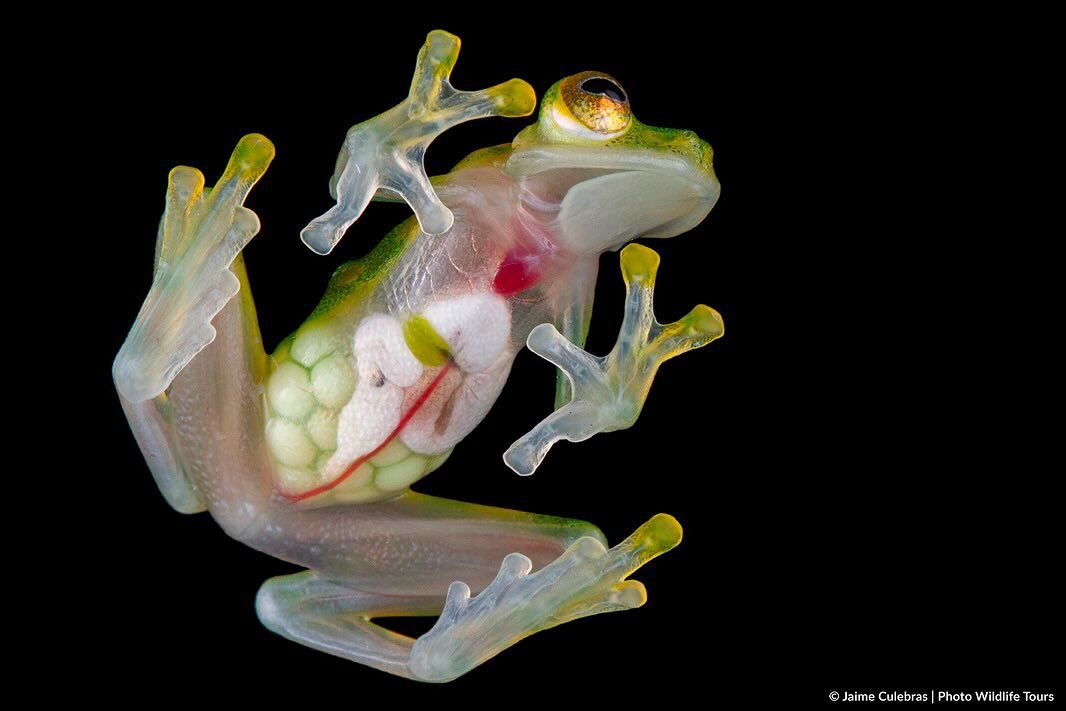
[{"xmin": 113, "ymin": 30, "xmax": 724, "ymax": 682}]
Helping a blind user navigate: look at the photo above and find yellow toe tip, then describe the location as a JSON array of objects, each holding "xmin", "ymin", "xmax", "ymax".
[
  {"xmin": 620, "ymin": 243, "xmax": 661, "ymax": 282},
  {"xmin": 167, "ymin": 165, "xmax": 205, "ymax": 191},
  {"xmin": 234, "ymin": 133, "xmax": 275, "ymax": 169},
  {"xmin": 617, "ymin": 580, "xmax": 648, "ymax": 608},
  {"xmin": 688, "ymin": 304, "xmax": 725, "ymax": 338},
  {"xmin": 643, "ymin": 513, "xmax": 683, "ymax": 550},
  {"xmin": 425, "ymin": 30, "xmax": 461, "ymax": 70},
  {"xmin": 496, "ymin": 79, "xmax": 537, "ymax": 117}
]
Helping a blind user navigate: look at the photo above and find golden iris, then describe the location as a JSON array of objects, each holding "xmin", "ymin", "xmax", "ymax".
[{"xmin": 560, "ymin": 71, "xmax": 631, "ymax": 134}]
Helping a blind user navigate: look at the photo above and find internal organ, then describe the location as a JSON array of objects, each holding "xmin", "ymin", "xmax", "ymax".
[{"xmin": 327, "ymin": 292, "xmax": 512, "ymax": 481}]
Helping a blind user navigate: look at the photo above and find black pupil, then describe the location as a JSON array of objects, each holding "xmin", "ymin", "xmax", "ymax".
[{"xmin": 580, "ymin": 77, "xmax": 626, "ymax": 103}]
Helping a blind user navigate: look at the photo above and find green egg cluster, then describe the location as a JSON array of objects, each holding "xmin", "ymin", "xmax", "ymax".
[
  {"xmin": 264, "ymin": 323, "xmax": 353, "ymax": 493},
  {"xmin": 324, "ymin": 439, "xmax": 453, "ymax": 505},
  {"xmin": 264, "ymin": 321, "xmax": 451, "ymax": 503}
]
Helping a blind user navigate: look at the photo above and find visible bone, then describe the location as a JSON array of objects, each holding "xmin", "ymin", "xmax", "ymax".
[
  {"xmin": 115, "ymin": 134, "xmax": 274, "ymax": 402},
  {"xmin": 300, "ymin": 30, "xmax": 535, "ymax": 255},
  {"xmin": 408, "ymin": 514, "xmax": 682, "ymax": 683},
  {"xmin": 503, "ymin": 244, "xmax": 724, "ymax": 476}
]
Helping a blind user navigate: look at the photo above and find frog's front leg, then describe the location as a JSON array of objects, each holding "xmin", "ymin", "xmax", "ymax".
[
  {"xmin": 114, "ymin": 135, "xmax": 274, "ymax": 515},
  {"xmin": 504, "ymin": 244, "xmax": 725, "ymax": 475},
  {"xmin": 300, "ymin": 29, "xmax": 535, "ymax": 254}
]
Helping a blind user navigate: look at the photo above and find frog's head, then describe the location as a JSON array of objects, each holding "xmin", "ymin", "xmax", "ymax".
[{"xmin": 507, "ymin": 71, "xmax": 720, "ymax": 254}]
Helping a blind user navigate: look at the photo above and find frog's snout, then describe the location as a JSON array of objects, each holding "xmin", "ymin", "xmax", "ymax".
[
  {"xmin": 660, "ymin": 129, "xmax": 718, "ymax": 191},
  {"xmin": 691, "ymin": 135, "xmax": 717, "ymax": 181},
  {"xmin": 622, "ymin": 126, "xmax": 721, "ymax": 240},
  {"xmin": 629, "ymin": 125, "xmax": 718, "ymax": 198},
  {"xmin": 692, "ymin": 136, "xmax": 719, "ymax": 197}
]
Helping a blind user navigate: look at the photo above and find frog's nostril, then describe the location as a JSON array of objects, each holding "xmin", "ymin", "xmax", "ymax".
[
  {"xmin": 673, "ymin": 130, "xmax": 706, "ymax": 155},
  {"xmin": 693, "ymin": 137, "xmax": 714, "ymax": 173},
  {"xmin": 669, "ymin": 131, "xmax": 713, "ymax": 173}
]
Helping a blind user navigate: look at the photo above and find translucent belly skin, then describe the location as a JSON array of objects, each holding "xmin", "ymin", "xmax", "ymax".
[{"xmin": 263, "ymin": 167, "xmax": 564, "ymax": 506}]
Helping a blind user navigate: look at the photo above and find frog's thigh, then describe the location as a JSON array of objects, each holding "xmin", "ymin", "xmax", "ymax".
[
  {"xmin": 256, "ymin": 500, "xmax": 607, "ymax": 680},
  {"xmin": 386, "ymin": 493, "xmax": 609, "ymax": 588},
  {"xmin": 266, "ymin": 493, "xmax": 607, "ymax": 596}
]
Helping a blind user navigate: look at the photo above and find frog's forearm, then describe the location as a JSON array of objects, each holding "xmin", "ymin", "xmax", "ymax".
[
  {"xmin": 552, "ymin": 257, "xmax": 599, "ymax": 409},
  {"xmin": 300, "ymin": 30, "xmax": 535, "ymax": 255},
  {"xmin": 504, "ymin": 244, "xmax": 724, "ymax": 476}
]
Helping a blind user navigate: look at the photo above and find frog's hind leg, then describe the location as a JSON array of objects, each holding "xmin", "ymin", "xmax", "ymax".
[
  {"xmin": 406, "ymin": 513, "xmax": 682, "ymax": 682},
  {"xmin": 255, "ymin": 571, "xmax": 438, "ymax": 680},
  {"xmin": 254, "ymin": 503, "xmax": 681, "ymax": 682},
  {"xmin": 255, "ymin": 498, "xmax": 606, "ymax": 680}
]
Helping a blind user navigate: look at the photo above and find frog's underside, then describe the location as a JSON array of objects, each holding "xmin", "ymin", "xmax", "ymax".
[{"xmin": 114, "ymin": 30, "xmax": 723, "ymax": 682}]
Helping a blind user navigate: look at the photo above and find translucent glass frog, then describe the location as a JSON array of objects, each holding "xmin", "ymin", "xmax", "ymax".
[{"xmin": 114, "ymin": 30, "xmax": 724, "ymax": 682}]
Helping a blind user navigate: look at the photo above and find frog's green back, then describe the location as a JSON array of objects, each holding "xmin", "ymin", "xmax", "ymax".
[
  {"xmin": 268, "ymin": 215, "xmax": 420, "ymax": 365},
  {"xmin": 305, "ymin": 216, "xmax": 422, "ymax": 327},
  {"xmin": 450, "ymin": 143, "xmax": 513, "ymax": 172},
  {"xmin": 295, "ymin": 142, "xmax": 515, "ymax": 335}
]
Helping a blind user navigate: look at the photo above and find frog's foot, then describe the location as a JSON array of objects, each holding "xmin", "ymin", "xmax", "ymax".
[
  {"xmin": 114, "ymin": 134, "xmax": 274, "ymax": 402},
  {"xmin": 408, "ymin": 513, "xmax": 682, "ymax": 682},
  {"xmin": 300, "ymin": 29, "xmax": 535, "ymax": 254},
  {"xmin": 504, "ymin": 243, "xmax": 724, "ymax": 476}
]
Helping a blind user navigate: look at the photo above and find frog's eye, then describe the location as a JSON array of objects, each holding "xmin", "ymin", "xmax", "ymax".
[{"xmin": 557, "ymin": 71, "xmax": 631, "ymax": 137}]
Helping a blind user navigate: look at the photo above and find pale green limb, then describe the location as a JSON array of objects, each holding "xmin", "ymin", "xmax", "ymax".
[
  {"xmin": 504, "ymin": 244, "xmax": 725, "ymax": 476},
  {"xmin": 113, "ymin": 134, "xmax": 274, "ymax": 403},
  {"xmin": 256, "ymin": 571, "xmax": 439, "ymax": 680},
  {"xmin": 118, "ymin": 393, "xmax": 206, "ymax": 514},
  {"xmin": 553, "ymin": 257, "xmax": 599, "ymax": 409},
  {"xmin": 300, "ymin": 29, "xmax": 535, "ymax": 255},
  {"xmin": 408, "ymin": 514, "xmax": 682, "ymax": 682},
  {"xmin": 117, "ymin": 248, "xmax": 266, "ymax": 514},
  {"xmin": 256, "ymin": 512, "xmax": 678, "ymax": 683}
]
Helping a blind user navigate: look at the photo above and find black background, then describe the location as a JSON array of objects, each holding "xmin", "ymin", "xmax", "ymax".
[{"xmin": 61, "ymin": 8, "xmax": 1058, "ymax": 708}]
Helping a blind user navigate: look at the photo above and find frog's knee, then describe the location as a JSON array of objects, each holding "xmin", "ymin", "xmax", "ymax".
[
  {"xmin": 256, "ymin": 582, "xmax": 294, "ymax": 634},
  {"xmin": 569, "ymin": 520, "xmax": 607, "ymax": 548},
  {"xmin": 255, "ymin": 579, "xmax": 285, "ymax": 629},
  {"xmin": 255, "ymin": 571, "xmax": 318, "ymax": 629},
  {"xmin": 511, "ymin": 516, "xmax": 606, "ymax": 571},
  {"xmin": 547, "ymin": 517, "xmax": 607, "ymax": 550}
]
